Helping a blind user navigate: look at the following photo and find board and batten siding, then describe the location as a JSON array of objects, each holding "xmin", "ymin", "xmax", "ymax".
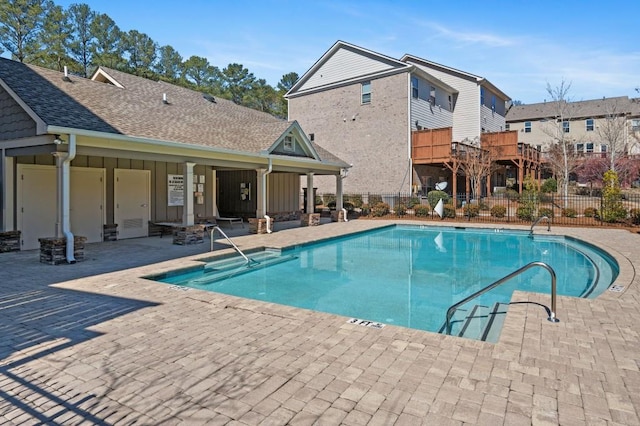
[
  {"xmin": 268, "ymin": 173, "xmax": 299, "ymax": 213},
  {"xmin": 298, "ymin": 47, "xmax": 404, "ymax": 92}
]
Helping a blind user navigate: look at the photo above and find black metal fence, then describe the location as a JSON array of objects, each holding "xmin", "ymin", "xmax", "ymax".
[{"xmin": 309, "ymin": 191, "xmax": 640, "ymax": 228}]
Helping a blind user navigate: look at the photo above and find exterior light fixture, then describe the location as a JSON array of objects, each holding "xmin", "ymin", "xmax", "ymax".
[{"xmin": 53, "ymin": 134, "xmax": 63, "ymax": 145}]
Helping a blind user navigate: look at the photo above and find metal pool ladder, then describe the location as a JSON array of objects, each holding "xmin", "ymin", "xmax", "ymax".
[
  {"xmin": 530, "ymin": 215, "xmax": 550, "ymax": 237},
  {"xmin": 210, "ymin": 226, "xmax": 258, "ymax": 266},
  {"xmin": 444, "ymin": 261, "xmax": 559, "ymax": 336}
]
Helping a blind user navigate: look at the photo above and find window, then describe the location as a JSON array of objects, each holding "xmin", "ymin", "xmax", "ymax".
[
  {"xmin": 586, "ymin": 118, "xmax": 594, "ymax": 131},
  {"xmin": 576, "ymin": 143, "xmax": 584, "ymax": 153},
  {"xmin": 308, "ymin": 133, "xmax": 314, "ymax": 142},
  {"xmin": 448, "ymin": 95, "xmax": 452, "ymax": 110},
  {"xmin": 480, "ymin": 87, "xmax": 485, "ymax": 106},
  {"xmin": 361, "ymin": 81, "xmax": 371, "ymax": 104},
  {"xmin": 505, "ymin": 123, "xmax": 510, "ymax": 131},
  {"xmin": 563, "ymin": 120, "xmax": 570, "ymax": 133},
  {"xmin": 524, "ymin": 121, "xmax": 532, "ymax": 133},
  {"xmin": 491, "ymin": 95, "xmax": 496, "ymax": 111},
  {"xmin": 586, "ymin": 142, "xmax": 594, "ymax": 153},
  {"xmin": 283, "ymin": 136, "xmax": 295, "ymax": 152},
  {"xmin": 411, "ymin": 76, "xmax": 419, "ymax": 99},
  {"xmin": 429, "ymin": 86, "xmax": 436, "ymax": 104},
  {"xmin": 601, "ymin": 144, "xmax": 608, "ymax": 152},
  {"xmin": 632, "ymin": 119, "xmax": 640, "ymax": 132}
]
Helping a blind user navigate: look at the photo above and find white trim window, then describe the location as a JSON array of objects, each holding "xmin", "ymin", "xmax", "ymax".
[
  {"xmin": 411, "ymin": 76, "xmax": 419, "ymax": 99},
  {"xmin": 601, "ymin": 144, "xmax": 608, "ymax": 153},
  {"xmin": 524, "ymin": 121, "xmax": 532, "ymax": 133},
  {"xmin": 429, "ymin": 86, "xmax": 436, "ymax": 104},
  {"xmin": 283, "ymin": 136, "xmax": 295, "ymax": 152},
  {"xmin": 361, "ymin": 81, "xmax": 371, "ymax": 104},
  {"xmin": 586, "ymin": 118, "xmax": 594, "ymax": 131},
  {"xmin": 632, "ymin": 119, "xmax": 640, "ymax": 132},
  {"xmin": 586, "ymin": 142, "xmax": 594, "ymax": 153},
  {"xmin": 562, "ymin": 120, "xmax": 570, "ymax": 133}
]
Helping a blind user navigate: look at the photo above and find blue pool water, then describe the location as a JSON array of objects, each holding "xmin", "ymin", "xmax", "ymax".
[{"xmin": 151, "ymin": 225, "xmax": 619, "ymax": 333}]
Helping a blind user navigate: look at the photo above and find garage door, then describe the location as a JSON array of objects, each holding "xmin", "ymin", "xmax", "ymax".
[{"xmin": 17, "ymin": 165, "xmax": 105, "ymax": 250}]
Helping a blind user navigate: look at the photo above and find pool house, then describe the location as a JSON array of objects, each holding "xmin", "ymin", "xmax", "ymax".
[{"xmin": 0, "ymin": 59, "xmax": 350, "ymax": 259}]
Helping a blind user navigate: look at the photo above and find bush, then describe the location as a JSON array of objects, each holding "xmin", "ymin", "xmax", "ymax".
[
  {"xmin": 360, "ymin": 203, "xmax": 371, "ymax": 216},
  {"xmin": 539, "ymin": 193, "xmax": 553, "ymax": 203},
  {"xmin": 371, "ymin": 202, "xmax": 390, "ymax": 217},
  {"xmin": 327, "ymin": 201, "xmax": 354, "ymax": 211},
  {"xmin": 541, "ymin": 178, "xmax": 557, "ymax": 193},
  {"xmin": 463, "ymin": 203, "xmax": 480, "ymax": 217},
  {"xmin": 491, "ymin": 205, "xmax": 507, "ymax": 218},
  {"xmin": 630, "ymin": 208, "xmax": 640, "ymax": 225},
  {"xmin": 443, "ymin": 204, "xmax": 457, "ymax": 218},
  {"xmin": 427, "ymin": 190, "xmax": 450, "ymax": 209},
  {"xmin": 505, "ymin": 189, "xmax": 520, "ymax": 201},
  {"xmin": 538, "ymin": 207, "xmax": 554, "ymax": 218},
  {"xmin": 345, "ymin": 194, "xmax": 363, "ymax": 208},
  {"xmin": 368, "ymin": 194, "xmax": 383, "ymax": 205},
  {"xmin": 395, "ymin": 203, "xmax": 407, "ymax": 216},
  {"xmin": 562, "ymin": 208, "xmax": 577, "ymax": 218},
  {"xmin": 314, "ymin": 195, "xmax": 323, "ymax": 206},
  {"xmin": 414, "ymin": 204, "xmax": 430, "ymax": 217},
  {"xmin": 584, "ymin": 207, "xmax": 597, "ymax": 218},
  {"xmin": 601, "ymin": 170, "xmax": 627, "ymax": 223},
  {"xmin": 516, "ymin": 206, "xmax": 535, "ymax": 221},
  {"xmin": 322, "ymin": 193, "xmax": 336, "ymax": 206}
]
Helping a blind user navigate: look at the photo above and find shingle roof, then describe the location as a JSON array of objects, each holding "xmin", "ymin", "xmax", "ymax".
[
  {"xmin": 0, "ymin": 58, "xmax": 347, "ymax": 165},
  {"xmin": 506, "ymin": 96, "xmax": 633, "ymax": 122}
]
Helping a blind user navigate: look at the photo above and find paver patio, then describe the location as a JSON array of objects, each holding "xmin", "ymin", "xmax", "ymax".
[{"xmin": 0, "ymin": 220, "xmax": 639, "ymax": 425}]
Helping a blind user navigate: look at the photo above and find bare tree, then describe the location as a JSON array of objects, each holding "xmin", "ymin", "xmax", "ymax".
[
  {"xmin": 540, "ymin": 81, "xmax": 581, "ymax": 203},
  {"xmin": 596, "ymin": 99, "xmax": 629, "ymax": 172},
  {"xmin": 457, "ymin": 145, "xmax": 495, "ymax": 200}
]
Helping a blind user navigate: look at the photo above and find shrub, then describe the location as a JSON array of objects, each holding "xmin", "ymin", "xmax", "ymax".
[
  {"xmin": 505, "ymin": 189, "xmax": 520, "ymax": 201},
  {"xmin": 538, "ymin": 207, "xmax": 554, "ymax": 218},
  {"xmin": 360, "ymin": 203, "xmax": 371, "ymax": 216},
  {"xmin": 314, "ymin": 195, "xmax": 323, "ymax": 206},
  {"xmin": 427, "ymin": 190, "xmax": 450, "ymax": 210},
  {"xmin": 601, "ymin": 170, "xmax": 627, "ymax": 223},
  {"xmin": 463, "ymin": 203, "xmax": 480, "ymax": 217},
  {"xmin": 584, "ymin": 207, "xmax": 597, "ymax": 217},
  {"xmin": 539, "ymin": 193, "xmax": 553, "ymax": 203},
  {"xmin": 368, "ymin": 194, "xmax": 383, "ymax": 205},
  {"xmin": 491, "ymin": 205, "xmax": 507, "ymax": 218},
  {"xmin": 541, "ymin": 178, "xmax": 557, "ymax": 193},
  {"xmin": 516, "ymin": 206, "xmax": 535, "ymax": 221},
  {"xmin": 345, "ymin": 194, "xmax": 363, "ymax": 208},
  {"xmin": 629, "ymin": 208, "xmax": 640, "ymax": 225},
  {"xmin": 371, "ymin": 202, "xmax": 390, "ymax": 217},
  {"xmin": 414, "ymin": 204, "xmax": 430, "ymax": 217},
  {"xmin": 562, "ymin": 208, "xmax": 577, "ymax": 218},
  {"xmin": 395, "ymin": 203, "xmax": 407, "ymax": 216},
  {"xmin": 327, "ymin": 201, "xmax": 354, "ymax": 211},
  {"xmin": 443, "ymin": 204, "xmax": 457, "ymax": 218},
  {"xmin": 322, "ymin": 193, "xmax": 336, "ymax": 206}
]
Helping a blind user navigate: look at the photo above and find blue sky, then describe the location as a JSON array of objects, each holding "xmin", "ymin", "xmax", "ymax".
[{"xmin": 53, "ymin": 0, "xmax": 640, "ymax": 104}]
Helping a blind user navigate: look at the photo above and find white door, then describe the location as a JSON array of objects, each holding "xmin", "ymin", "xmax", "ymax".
[
  {"xmin": 70, "ymin": 168, "xmax": 105, "ymax": 243},
  {"xmin": 17, "ymin": 165, "xmax": 106, "ymax": 250},
  {"xmin": 17, "ymin": 165, "xmax": 56, "ymax": 250},
  {"xmin": 114, "ymin": 169, "xmax": 150, "ymax": 239}
]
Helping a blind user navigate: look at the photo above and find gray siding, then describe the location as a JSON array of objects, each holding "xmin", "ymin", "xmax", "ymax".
[
  {"xmin": 0, "ymin": 86, "xmax": 37, "ymax": 140},
  {"xmin": 299, "ymin": 47, "xmax": 402, "ymax": 92},
  {"xmin": 268, "ymin": 173, "xmax": 299, "ymax": 213},
  {"xmin": 290, "ymin": 73, "xmax": 410, "ymax": 194},
  {"xmin": 481, "ymin": 105, "xmax": 507, "ymax": 133}
]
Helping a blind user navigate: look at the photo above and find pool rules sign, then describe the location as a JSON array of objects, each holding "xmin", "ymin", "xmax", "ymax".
[{"xmin": 168, "ymin": 174, "xmax": 183, "ymax": 206}]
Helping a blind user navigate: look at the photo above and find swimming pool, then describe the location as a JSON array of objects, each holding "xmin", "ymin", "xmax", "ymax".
[{"xmin": 150, "ymin": 225, "xmax": 619, "ymax": 337}]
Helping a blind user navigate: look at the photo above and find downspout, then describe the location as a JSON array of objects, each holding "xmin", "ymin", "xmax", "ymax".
[
  {"xmin": 62, "ymin": 134, "xmax": 76, "ymax": 263},
  {"xmin": 263, "ymin": 157, "xmax": 273, "ymax": 233}
]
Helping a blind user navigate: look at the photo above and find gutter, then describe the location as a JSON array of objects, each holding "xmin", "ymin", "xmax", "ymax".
[
  {"xmin": 263, "ymin": 157, "xmax": 273, "ymax": 233},
  {"xmin": 55, "ymin": 133, "xmax": 76, "ymax": 263}
]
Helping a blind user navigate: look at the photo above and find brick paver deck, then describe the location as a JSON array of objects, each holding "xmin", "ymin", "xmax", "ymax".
[{"xmin": 0, "ymin": 220, "xmax": 638, "ymax": 425}]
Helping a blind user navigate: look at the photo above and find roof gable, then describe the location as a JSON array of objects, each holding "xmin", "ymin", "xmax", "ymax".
[
  {"xmin": 287, "ymin": 41, "xmax": 410, "ymax": 97},
  {"xmin": 267, "ymin": 122, "xmax": 320, "ymax": 160}
]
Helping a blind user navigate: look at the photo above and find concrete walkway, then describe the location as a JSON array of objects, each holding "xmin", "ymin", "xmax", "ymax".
[{"xmin": 0, "ymin": 220, "xmax": 639, "ymax": 425}]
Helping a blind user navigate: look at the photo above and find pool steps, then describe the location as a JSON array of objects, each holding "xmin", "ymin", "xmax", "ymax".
[
  {"xmin": 188, "ymin": 251, "xmax": 297, "ymax": 286},
  {"xmin": 444, "ymin": 302, "xmax": 510, "ymax": 343}
]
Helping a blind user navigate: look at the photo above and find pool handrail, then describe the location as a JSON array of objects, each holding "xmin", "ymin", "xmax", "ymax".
[
  {"xmin": 530, "ymin": 215, "xmax": 551, "ymax": 236},
  {"xmin": 444, "ymin": 261, "xmax": 559, "ymax": 336},
  {"xmin": 210, "ymin": 226, "xmax": 258, "ymax": 266}
]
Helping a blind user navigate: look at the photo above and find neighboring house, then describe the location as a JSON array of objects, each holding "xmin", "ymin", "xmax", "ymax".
[
  {"xmin": 506, "ymin": 96, "xmax": 640, "ymax": 156},
  {"xmin": 286, "ymin": 41, "xmax": 512, "ymax": 196},
  {"xmin": 0, "ymin": 58, "xmax": 348, "ymax": 251}
]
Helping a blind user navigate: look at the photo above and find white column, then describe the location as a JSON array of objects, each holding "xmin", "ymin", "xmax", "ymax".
[
  {"xmin": 182, "ymin": 162, "xmax": 195, "ymax": 225},
  {"xmin": 336, "ymin": 175, "xmax": 344, "ymax": 211},
  {"xmin": 0, "ymin": 152, "xmax": 14, "ymax": 231},
  {"xmin": 211, "ymin": 169, "xmax": 217, "ymax": 217},
  {"xmin": 256, "ymin": 168, "xmax": 266, "ymax": 218},
  {"xmin": 306, "ymin": 172, "xmax": 314, "ymax": 214}
]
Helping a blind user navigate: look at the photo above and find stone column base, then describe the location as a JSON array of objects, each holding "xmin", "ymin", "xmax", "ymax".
[
  {"xmin": 300, "ymin": 213, "xmax": 321, "ymax": 227},
  {"xmin": 172, "ymin": 225, "xmax": 204, "ymax": 245},
  {"xmin": 0, "ymin": 231, "xmax": 21, "ymax": 252},
  {"xmin": 331, "ymin": 210, "xmax": 347, "ymax": 222},
  {"xmin": 103, "ymin": 224, "xmax": 118, "ymax": 241},
  {"xmin": 248, "ymin": 218, "xmax": 268, "ymax": 234},
  {"xmin": 39, "ymin": 236, "xmax": 86, "ymax": 265}
]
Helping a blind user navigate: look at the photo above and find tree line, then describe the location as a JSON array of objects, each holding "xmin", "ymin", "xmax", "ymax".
[{"xmin": 0, "ymin": 0, "xmax": 298, "ymax": 118}]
